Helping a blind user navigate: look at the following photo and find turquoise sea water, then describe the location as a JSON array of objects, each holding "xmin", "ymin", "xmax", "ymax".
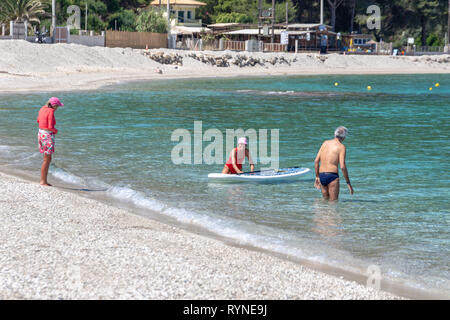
[{"xmin": 1, "ymin": 74, "xmax": 449, "ymax": 296}]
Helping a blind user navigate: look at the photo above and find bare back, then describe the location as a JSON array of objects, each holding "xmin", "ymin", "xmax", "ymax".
[{"xmin": 316, "ymin": 139, "xmax": 345, "ymax": 173}]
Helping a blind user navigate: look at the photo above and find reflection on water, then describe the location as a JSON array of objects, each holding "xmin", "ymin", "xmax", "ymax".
[{"xmin": 311, "ymin": 199, "xmax": 344, "ymax": 240}]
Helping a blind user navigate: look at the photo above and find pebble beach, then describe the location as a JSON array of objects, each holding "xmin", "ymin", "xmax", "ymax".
[{"xmin": 0, "ymin": 172, "xmax": 403, "ymax": 299}]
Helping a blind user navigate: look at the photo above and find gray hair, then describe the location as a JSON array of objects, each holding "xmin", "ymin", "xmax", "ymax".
[{"xmin": 334, "ymin": 126, "xmax": 348, "ymax": 140}]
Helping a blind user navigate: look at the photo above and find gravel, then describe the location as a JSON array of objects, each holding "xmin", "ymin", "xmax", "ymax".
[{"xmin": 0, "ymin": 172, "xmax": 403, "ymax": 299}]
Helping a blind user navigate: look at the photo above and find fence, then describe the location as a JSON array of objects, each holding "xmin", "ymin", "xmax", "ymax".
[
  {"xmin": 223, "ymin": 40, "xmax": 246, "ymax": 51},
  {"xmin": 176, "ymin": 37, "xmax": 203, "ymax": 50},
  {"xmin": 263, "ymin": 43, "xmax": 287, "ymax": 52},
  {"xmin": 105, "ymin": 30, "xmax": 167, "ymax": 49},
  {"xmin": 414, "ymin": 46, "xmax": 446, "ymax": 55},
  {"xmin": 202, "ymin": 39, "xmax": 220, "ymax": 51},
  {"xmin": 375, "ymin": 42, "xmax": 392, "ymax": 55},
  {"xmin": 54, "ymin": 27, "xmax": 68, "ymax": 43},
  {"xmin": 10, "ymin": 21, "xmax": 27, "ymax": 39}
]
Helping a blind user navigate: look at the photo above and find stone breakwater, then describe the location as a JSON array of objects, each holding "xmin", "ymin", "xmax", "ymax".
[
  {"xmin": 142, "ymin": 51, "xmax": 308, "ymax": 68},
  {"xmin": 141, "ymin": 49, "xmax": 450, "ymax": 69},
  {"xmin": 411, "ymin": 55, "xmax": 450, "ymax": 64},
  {"xmin": 142, "ymin": 51, "xmax": 184, "ymax": 66}
]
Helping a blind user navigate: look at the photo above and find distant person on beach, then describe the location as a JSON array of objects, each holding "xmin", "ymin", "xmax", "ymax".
[
  {"xmin": 314, "ymin": 126, "xmax": 354, "ymax": 200},
  {"xmin": 37, "ymin": 97, "xmax": 64, "ymax": 186},
  {"xmin": 222, "ymin": 137, "xmax": 255, "ymax": 174}
]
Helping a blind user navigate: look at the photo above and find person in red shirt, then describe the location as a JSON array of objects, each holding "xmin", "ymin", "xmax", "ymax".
[
  {"xmin": 222, "ymin": 137, "xmax": 255, "ymax": 174},
  {"xmin": 37, "ymin": 97, "xmax": 64, "ymax": 186}
]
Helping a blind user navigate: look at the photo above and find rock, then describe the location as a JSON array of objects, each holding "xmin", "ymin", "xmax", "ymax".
[{"xmin": 145, "ymin": 51, "xmax": 183, "ymax": 66}]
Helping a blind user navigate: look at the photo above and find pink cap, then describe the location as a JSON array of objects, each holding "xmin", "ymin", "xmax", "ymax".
[
  {"xmin": 238, "ymin": 137, "xmax": 247, "ymax": 145},
  {"xmin": 49, "ymin": 97, "xmax": 64, "ymax": 107}
]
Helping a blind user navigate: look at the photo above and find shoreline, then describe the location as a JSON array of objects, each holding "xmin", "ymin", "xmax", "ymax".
[
  {"xmin": 1, "ymin": 68, "xmax": 450, "ymax": 95},
  {"xmin": 1, "ymin": 166, "xmax": 448, "ymax": 299}
]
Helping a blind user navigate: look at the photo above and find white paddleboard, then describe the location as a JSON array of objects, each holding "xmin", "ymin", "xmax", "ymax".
[{"xmin": 208, "ymin": 167, "xmax": 310, "ymax": 183}]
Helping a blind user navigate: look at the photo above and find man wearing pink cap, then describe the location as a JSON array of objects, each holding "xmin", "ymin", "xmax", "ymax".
[
  {"xmin": 37, "ymin": 97, "xmax": 64, "ymax": 186},
  {"xmin": 222, "ymin": 137, "xmax": 255, "ymax": 174}
]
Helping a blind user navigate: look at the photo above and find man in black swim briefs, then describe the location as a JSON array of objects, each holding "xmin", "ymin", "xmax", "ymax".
[{"xmin": 314, "ymin": 126, "xmax": 354, "ymax": 201}]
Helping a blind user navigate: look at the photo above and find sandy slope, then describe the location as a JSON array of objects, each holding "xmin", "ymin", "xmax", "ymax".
[{"xmin": 0, "ymin": 40, "xmax": 448, "ymax": 93}]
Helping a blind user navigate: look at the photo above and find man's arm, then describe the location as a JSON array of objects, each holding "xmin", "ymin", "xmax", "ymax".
[
  {"xmin": 339, "ymin": 146, "xmax": 354, "ymax": 195},
  {"xmin": 314, "ymin": 143, "xmax": 323, "ymax": 189}
]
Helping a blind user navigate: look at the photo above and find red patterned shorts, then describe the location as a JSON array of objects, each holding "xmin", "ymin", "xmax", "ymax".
[{"xmin": 38, "ymin": 130, "xmax": 55, "ymax": 155}]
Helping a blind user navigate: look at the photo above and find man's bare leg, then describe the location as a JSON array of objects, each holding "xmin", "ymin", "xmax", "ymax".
[
  {"xmin": 40, "ymin": 154, "xmax": 52, "ymax": 186},
  {"xmin": 328, "ymin": 178, "xmax": 340, "ymax": 201},
  {"xmin": 222, "ymin": 165, "xmax": 230, "ymax": 174},
  {"xmin": 320, "ymin": 185, "xmax": 330, "ymax": 200}
]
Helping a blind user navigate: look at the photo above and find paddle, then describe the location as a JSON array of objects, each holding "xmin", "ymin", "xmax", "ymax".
[
  {"xmin": 237, "ymin": 166, "xmax": 299, "ymax": 175},
  {"xmin": 237, "ymin": 170, "xmax": 263, "ymax": 175}
]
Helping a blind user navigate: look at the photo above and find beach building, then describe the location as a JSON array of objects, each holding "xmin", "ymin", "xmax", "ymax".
[
  {"xmin": 208, "ymin": 23, "xmax": 337, "ymax": 52},
  {"xmin": 148, "ymin": 0, "xmax": 210, "ymax": 49},
  {"xmin": 148, "ymin": 0, "xmax": 206, "ymax": 27},
  {"xmin": 286, "ymin": 23, "xmax": 337, "ymax": 52},
  {"xmin": 342, "ymin": 33, "xmax": 376, "ymax": 53}
]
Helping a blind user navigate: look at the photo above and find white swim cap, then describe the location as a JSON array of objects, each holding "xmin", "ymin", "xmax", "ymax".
[{"xmin": 238, "ymin": 137, "xmax": 248, "ymax": 145}]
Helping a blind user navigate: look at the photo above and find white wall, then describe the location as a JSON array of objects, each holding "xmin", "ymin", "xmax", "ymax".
[{"xmin": 69, "ymin": 35, "xmax": 105, "ymax": 47}]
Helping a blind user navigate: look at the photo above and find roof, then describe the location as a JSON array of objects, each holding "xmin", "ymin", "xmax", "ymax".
[
  {"xmin": 346, "ymin": 33, "xmax": 373, "ymax": 38},
  {"xmin": 207, "ymin": 23, "xmax": 241, "ymax": 28},
  {"xmin": 225, "ymin": 29, "xmax": 336, "ymax": 36},
  {"xmin": 208, "ymin": 23, "xmax": 325, "ymax": 30},
  {"xmin": 287, "ymin": 23, "xmax": 333, "ymax": 30},
  {"xmin": 171, "ymin": 26, "xmax": 211, "ymax": 35},
  {"xmin": 207, "ymin": 23, "xmax": 258, "ymax": 31},
  {"xmin": 150, "ymin": 0, "xmax": 206, "ymax": 6},
  {"xmin": 225, "ymin": 29, "xmax": 288, "ymax": 35}
]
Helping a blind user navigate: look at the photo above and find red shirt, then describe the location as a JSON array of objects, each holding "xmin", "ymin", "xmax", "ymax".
[
  {"xmin": 225, "ymin": 148, "xmax": 244, "ymax": 174},
  {"xmin": 37, "ymin": 106, "xmax": 58, "ymax": 134}
]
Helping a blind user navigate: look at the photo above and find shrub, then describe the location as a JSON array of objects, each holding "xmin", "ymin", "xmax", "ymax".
[
  {"xmin": 215, "ymin": 12, "xmax": 252, "ymax": 24},
  {"xmin": 107, "ymin": 9, "xmax": 137, "ymax": 31},
  {"xmin": 135, "ymin": 9, "xmax": 167, "ymax": 33}
]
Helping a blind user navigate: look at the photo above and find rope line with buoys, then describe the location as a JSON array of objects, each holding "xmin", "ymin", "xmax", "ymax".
[{"xmin": 330, "ymin": 82, "xmax": 443, "ymax": 92}]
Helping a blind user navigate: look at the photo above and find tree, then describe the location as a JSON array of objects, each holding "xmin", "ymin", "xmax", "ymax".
[
  {"xmin": 291, "ymin": 0, "xmax": 320, "ymax": 23},
  {"xmin": 0, "ymin": 0, "xmax": 47, "ymax": 24},
  {"xmin": 275, "ymin": 0, "xmax": 296, "ymax": 24},
  {"xmin": 327, "ymin": 0, "xmax": 344, "ymax": 31},
  {"xmin": 448, "ymin": 0, "xmax": 450, "ymax": 45},
  {"xmin": 107, "ymin": 9, "xmax": 137, "ymax": 31},
  {"xmin": 212, "ymin": 0, "xmax": 258, "ymax": 23},
  {"xmin": 120, "ymin": 0, "xmax": 151, "ymax": 9},
  {"xmin": 215, "ymin": 12, "xmax": 253, "ymax": 23},
  {"xmin": 426, "ymin": 33, "xmax": 443, "ymax": 47},
  {"xmin": 196, "ymin": 0, "xmax": 218, "ymax": 25},
  {"xmin": 408, "ymin": 0, "xmax": 440, "ymax": 45},
  {"xmin": 348, "ymin": 0, "xmax": 356, "ymax": 33},
  {"xmin": 135, "ymin": 8, "xmax": 167, "ymax": 33}
]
